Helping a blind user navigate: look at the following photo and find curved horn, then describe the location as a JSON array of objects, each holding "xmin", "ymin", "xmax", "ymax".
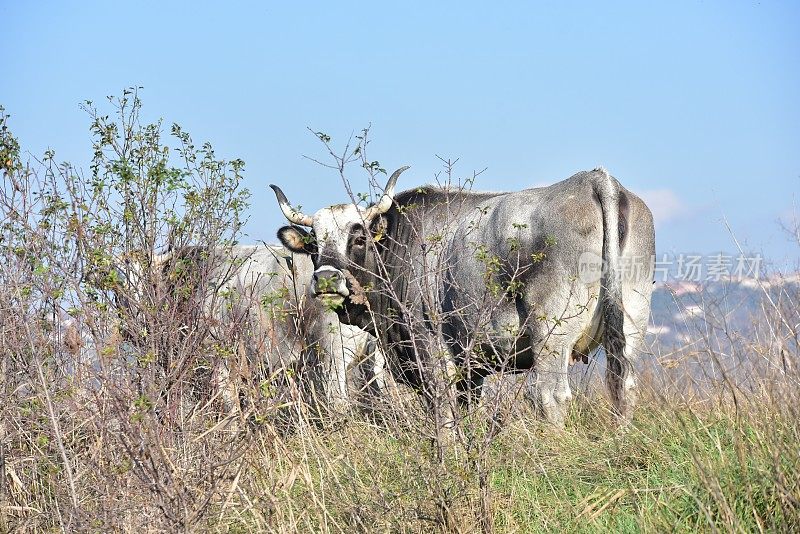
[
  {"xmin": 270, "ymin": 184, "xmax": 313, "ymax": 227},
  {"xmin": 364, "ymin": 166, "xmax": 409, "ymax": 220}
]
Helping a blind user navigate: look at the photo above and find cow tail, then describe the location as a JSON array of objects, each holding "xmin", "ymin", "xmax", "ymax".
[{"xmin": 593, "ymin": 168, "xmax": 629, "ymax": 413}]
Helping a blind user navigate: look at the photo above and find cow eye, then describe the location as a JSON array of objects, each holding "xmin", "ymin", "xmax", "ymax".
[{"xmin": 351, "ymin": 226, "xmax": 367, "ymax": 249}]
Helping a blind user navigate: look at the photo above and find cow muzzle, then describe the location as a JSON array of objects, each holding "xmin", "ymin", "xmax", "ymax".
[{"xmin": 312, "ymin": 266, "xmax": 350, "ymax": 305}]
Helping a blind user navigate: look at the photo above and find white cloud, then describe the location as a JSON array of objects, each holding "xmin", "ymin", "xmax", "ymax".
[
  {"xmin": 636, "ymin": 189, "xmax": 686, "ymax": 226},
  {"xmin": 647, "ymin": 325, "xmax": 671, "ymax": 336}
]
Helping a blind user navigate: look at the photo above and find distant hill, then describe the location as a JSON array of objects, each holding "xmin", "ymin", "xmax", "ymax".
[{"xmin": 647, "ymin": 274, "xmax": 800, "ymax": 350}]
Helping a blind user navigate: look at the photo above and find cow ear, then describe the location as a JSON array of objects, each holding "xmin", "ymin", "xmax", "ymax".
[{"xmin": 277, "ymin": 225, "xmax": 315, "ymax": 254}]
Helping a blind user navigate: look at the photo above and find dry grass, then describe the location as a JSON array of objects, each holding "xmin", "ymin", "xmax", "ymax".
[{"xmin": 2, "ymin": 338, "xmax": 798, "ymax": 532}]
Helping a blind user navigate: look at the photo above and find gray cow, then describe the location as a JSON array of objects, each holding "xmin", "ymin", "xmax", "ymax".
[
  {"xmin": 271, "ymin": 167, "xmax": 654, "ymax": 427},
  {"xmin": 117, "ymin": 244, "xmax": 386, "ymax": 419}
]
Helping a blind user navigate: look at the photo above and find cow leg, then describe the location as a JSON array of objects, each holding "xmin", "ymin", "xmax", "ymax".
[
  {"xmin": 212, "ymin": 358, "xmax": 241, "ymax": 420},
  {"xmin": 325, "ymin": 340, "xmax": 352, "ymax": 416},
  {"xmin": 527, "ymin": 344, "xmax": 572, "ymax": 428},
  {"xmin": 421, "ymin": 349, "xmax": 461, "ymax": 447},
  {"xmin": 353, "ymin": 337, "xmax": 393, "ymax": 418},
  {"xmin": 454, "ymin": 365, "xmax": 486, "ymax": 408},
  {"xmin": 355, "ymin": 338, "xmax": 384, "ymax": 396}
]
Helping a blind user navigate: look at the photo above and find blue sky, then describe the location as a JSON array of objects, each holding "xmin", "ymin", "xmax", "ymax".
[{"xmin": 2, "ymin": 1, "xmax": 799, "ymax": 266}]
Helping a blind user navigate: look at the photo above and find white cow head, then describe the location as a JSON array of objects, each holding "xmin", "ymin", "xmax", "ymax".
[{"xmin": 270, "ymin": 166, "xmax": 409, "ymax": 328}]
